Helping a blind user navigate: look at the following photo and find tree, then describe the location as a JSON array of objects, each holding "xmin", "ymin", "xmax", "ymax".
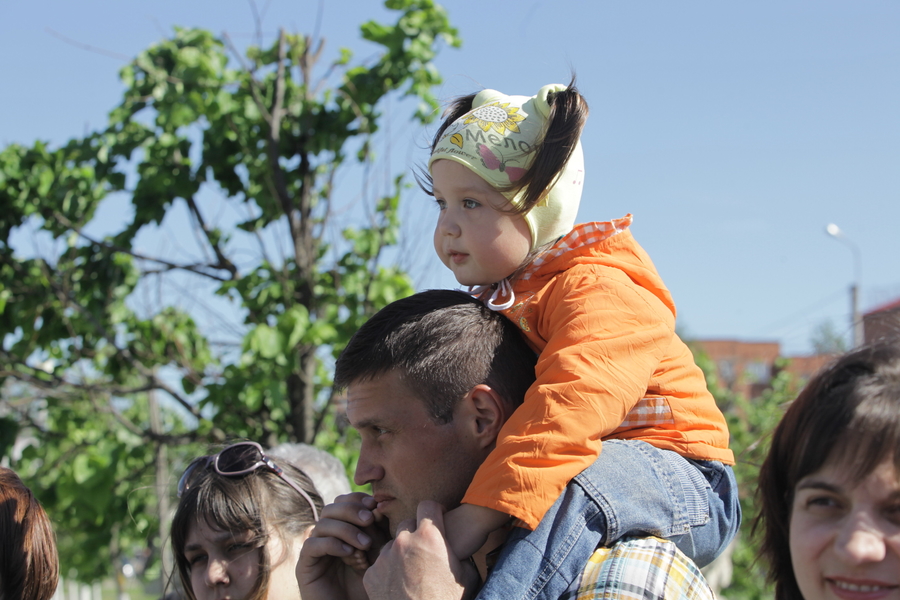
[
  {"xmin": 692, "ymin": 349, "xmax": 804, "ymax": 600},
  {"xmin": 0, "ymin": 0, "xmax": 459, "ymax": 584},
  {"xmin": 810, "ymin": 318, "xmax": 848, "ymax": 355}
]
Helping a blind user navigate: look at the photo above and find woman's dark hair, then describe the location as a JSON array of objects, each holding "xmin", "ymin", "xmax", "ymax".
[
  {"xmin": 0, "ymin": 467, "xmax": 59, "ymax": 600},
  {"xmin": 756, "ymin": 340, "xmax": 900, "ymax": 600},
  {"xmin": 420, "ymin": 77, "xmax": 589, "ymax": 216},
  {"xmin": 170, "ymin": 456, "xmax": 323, "ymax": 600}
]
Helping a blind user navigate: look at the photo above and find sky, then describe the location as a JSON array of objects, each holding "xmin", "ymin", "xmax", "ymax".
[{"xmin": 2, "ymin": 0, "xmax": 898, "ymax": 355}]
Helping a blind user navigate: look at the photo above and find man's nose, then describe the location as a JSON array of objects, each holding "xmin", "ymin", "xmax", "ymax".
[
  {"xmin": 354, "ymin": 448, "xmax": 384, "ymax": 486},
  {"xmin": 834, "ymin": 512, "xmax": 887, "ymax": 565},
  {"xmin": 205, "ymin": 558, "xmax": 230, "ymax": 587}
]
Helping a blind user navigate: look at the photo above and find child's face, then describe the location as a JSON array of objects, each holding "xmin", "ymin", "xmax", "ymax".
[{"xmin": 431, "ymin": 159, "xmax": 532, "ymax": 286}]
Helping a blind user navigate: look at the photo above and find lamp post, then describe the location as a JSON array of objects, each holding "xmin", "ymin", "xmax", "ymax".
[{"xmin": 825, "ymin": 223, "xmax": 864, "ymax": 347}]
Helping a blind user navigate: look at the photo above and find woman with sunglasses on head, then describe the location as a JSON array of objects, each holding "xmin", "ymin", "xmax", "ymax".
[
  {"xmin": 756, "ymin": 340, "xmax": 900, "ymax": 600},
  {"xmin": 171, "ymin": 441, "xmax": 324, "ymax": 600}
]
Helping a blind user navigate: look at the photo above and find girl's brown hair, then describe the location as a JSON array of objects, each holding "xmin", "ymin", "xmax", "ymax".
[
  {"xmin": 170, "ymin": 457, "xmax": 323, "ymax": 600},
  {"xmin": 0, "ymin": 467, "xmax": 59, "ymax": 600},
  {"xmin": 755, "ymin": 340, "xmax": 900, "ymax": 600},
  {"xmin": 422, "ymin": 77, "xmax": 589, "ymax": 215}
]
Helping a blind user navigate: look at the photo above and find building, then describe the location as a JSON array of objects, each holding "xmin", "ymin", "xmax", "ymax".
[
  {"xmin": 693, "ymin": 295, "xmax": 900, "ymax": 399},
  {"xmin": 690, "ymin": 339, "xmax": 835, "ymax": 399},
  {"xmin": 863, "ymin": 298, "xmax": 900, "ymax": 343}
]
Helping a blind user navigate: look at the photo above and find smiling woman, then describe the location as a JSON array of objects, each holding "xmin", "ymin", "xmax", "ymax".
[
  {"xmin": 757, "ymin": 341, "xmax": 900, "ymax": 600},
  {"xmin": 170, "ymin": 442, "xmax": 325, "ymax": 600}
]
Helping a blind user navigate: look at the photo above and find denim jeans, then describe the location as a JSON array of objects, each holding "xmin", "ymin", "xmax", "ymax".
[{"xmin": 475, "ymin": 439, "xmax": 741, "ymax": 600}]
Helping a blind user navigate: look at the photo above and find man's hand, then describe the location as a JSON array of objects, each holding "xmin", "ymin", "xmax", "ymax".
[
  {"xmin": 362, "ymin": 501, "xmax": 480, "ymax": 600},
  {"xmin": 297, "ymin": 492, "xmax": 391, "ymax": 600}
]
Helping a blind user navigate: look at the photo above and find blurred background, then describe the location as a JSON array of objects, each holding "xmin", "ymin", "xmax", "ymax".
[
  {"xmin": 1, "ymin": 2, "xmax": 898, "ymax": 598},
  {"xmin": 3, "ymin": 0, "xmax": 898, "ymax": 354}
]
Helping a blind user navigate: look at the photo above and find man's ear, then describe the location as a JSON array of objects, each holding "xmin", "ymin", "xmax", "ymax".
[{"xmin": 462, "ymin": 384, "xmax": 509, "ymax": 449}]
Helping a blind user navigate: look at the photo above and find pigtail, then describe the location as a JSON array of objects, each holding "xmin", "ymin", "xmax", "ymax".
[
  {"xmin": 416, "ymin": 94, "xmax": 478, "ymax": 195},
  {"xmin": 421, "ymin": 83, "xmax": 587, "ymax": 212},
  {"xmin": 510, "ymin": 79, "xmax": 589, "ymax": 214}
]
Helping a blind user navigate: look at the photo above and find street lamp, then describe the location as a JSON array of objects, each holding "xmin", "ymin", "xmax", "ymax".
[{"xmin": 825, "ymin": 223, "xmax": 864, "ymax": 347}]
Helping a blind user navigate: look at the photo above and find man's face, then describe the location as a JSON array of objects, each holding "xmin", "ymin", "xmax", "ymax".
[{"xmin": 346, "ymin": 369, "xmax": 487, "ymax": 536}]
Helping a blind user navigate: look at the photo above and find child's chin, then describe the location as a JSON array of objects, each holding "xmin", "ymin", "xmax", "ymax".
[
  {"xmin": 449, "ymin": 273, "xmax": 473, "ymax": 287},
  {"xmin": 454, "ymin": 276, "xmax": 482, "ymax": 287}
]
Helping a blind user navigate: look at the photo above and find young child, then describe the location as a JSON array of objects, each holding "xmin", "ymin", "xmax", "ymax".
[{"xmin": 425, "ymin": 82, "xmax": 741, "ymax": 572}]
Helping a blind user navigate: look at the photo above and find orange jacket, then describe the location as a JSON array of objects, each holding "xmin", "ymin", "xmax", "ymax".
[{"xmin": 462, "ymin": 216, "xmax": 734, "ymax": 529}]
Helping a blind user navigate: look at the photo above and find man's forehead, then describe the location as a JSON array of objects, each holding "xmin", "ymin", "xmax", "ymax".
[{"xmin": 345, "ymin": 371, "xmax": 424, "ymax": 422}]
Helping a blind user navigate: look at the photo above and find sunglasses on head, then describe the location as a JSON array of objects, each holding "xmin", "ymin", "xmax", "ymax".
[{"xmin": 177, "ymin": 441, "xmax": 319, "ymax": 522}]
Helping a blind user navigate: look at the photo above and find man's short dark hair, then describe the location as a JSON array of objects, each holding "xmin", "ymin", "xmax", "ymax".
[{"xmin": 334, "ymin": 290, "xmax": 537, "ymax": 423}]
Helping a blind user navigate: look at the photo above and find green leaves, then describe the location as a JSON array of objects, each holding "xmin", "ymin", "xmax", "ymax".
[
  {"xmin": 693, "ymin": 348, "xmax": 792, "ymax": 599},
  {"xmin": 0, "ymin": 417, "xmax": 18, "ymax": 460},
  {"xmin": 0, "ymin": 139, "xmax": 109, "ymax": 241},
  {"xmin": 2, "ymin": 0, "xmax": 457, "ymax": 585},
  {"xmin": 356, "ymin": 0, "xmax": 460, "ymax": 122},
  {"xmin": 282, "ymin": 305, "xmax": 311, "ymax": 350},
  {"xmin": 249, "ymin": 324, "xmax": 284, "ymax": 360}
]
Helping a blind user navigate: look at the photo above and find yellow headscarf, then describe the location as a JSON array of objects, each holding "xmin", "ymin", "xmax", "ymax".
[{"xmin": 429, "ymin": 84, "xmax": 584, "ymax": 251}]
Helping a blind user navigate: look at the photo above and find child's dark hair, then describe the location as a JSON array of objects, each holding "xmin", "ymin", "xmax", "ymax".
[{"xmin": 422, "ymin": 77, "xmax": 588, "ymax": 215}]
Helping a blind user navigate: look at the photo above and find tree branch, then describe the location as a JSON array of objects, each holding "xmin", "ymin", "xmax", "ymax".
[
  {"xmin": 35, "ymin": 271, "xmax": 205, "ymax": 421},
  {"xmin": 45, "ymin": 27, "xmax": 132, "ymax": 62},
  {"xmin": 265, "ymin": 30, "xmax": 297, "ymax": 227},
  {"xmin": 0, "ymin": 353, "xmax": 201, "ymax": 423},
  {"xmin": 53, "ymin": 211, "xmax": 231, "ymax": 282},
  {"xmin": 222, "ymin": 32, "xmax": 273, "ymax": 123},
  {"xmin": 184, "ymin": 195, "xmax": 239, "ymax": 276}
]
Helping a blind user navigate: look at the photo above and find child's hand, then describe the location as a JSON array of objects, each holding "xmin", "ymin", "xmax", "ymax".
[
  {"xmin": 344, "ymin": 548, "xmax": 371, "ymax": 572},
  {"xmin": 443, "ymin": 503, "xmax": 511, "ymax": 561}
]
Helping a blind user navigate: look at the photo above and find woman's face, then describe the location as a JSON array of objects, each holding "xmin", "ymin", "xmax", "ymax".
[
  {"xmin": 790, "ymin": 457, "xmax": 900, "ymax": 600},
  {"xmin": 183, "ymin": 519, "xmax": 307, "ymax": 600}
]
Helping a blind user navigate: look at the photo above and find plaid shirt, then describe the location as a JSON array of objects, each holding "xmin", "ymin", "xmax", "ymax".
[{"xmin": 563, "ymin": 537, "xmax": 715, "ymax": 600}]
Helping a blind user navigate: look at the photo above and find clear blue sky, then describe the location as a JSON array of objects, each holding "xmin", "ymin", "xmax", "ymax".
[{"xmin": 2, "ymin": 0, "xmax": 898, "ymax": 354}]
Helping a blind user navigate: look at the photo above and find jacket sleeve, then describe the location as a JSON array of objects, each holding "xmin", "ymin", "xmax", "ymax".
[{"xmin": 461, "ymin": 266, "xmax": 677, "ymax": 529}]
